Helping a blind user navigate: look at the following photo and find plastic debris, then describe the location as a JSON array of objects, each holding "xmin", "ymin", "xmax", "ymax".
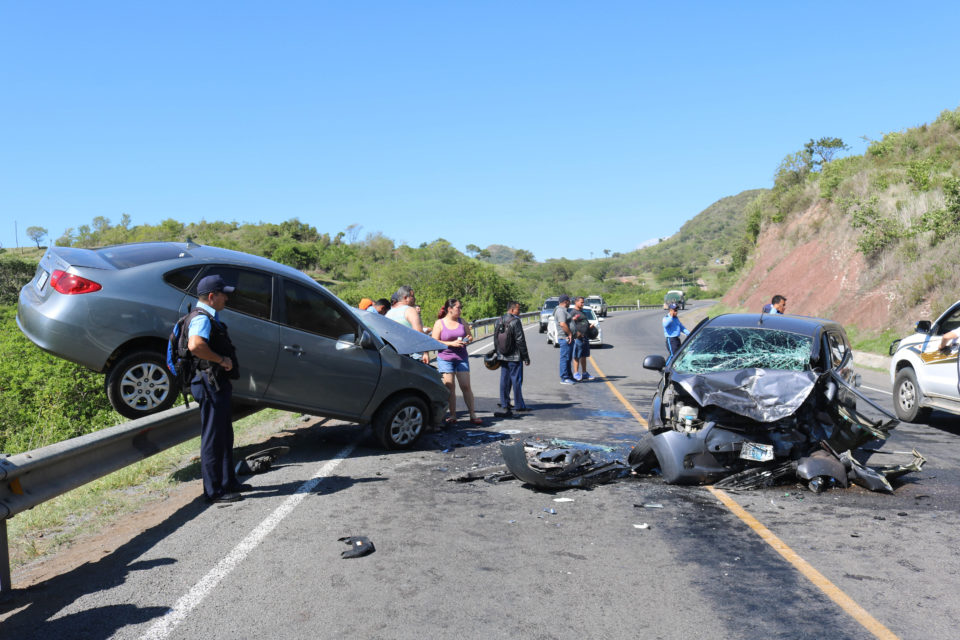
[
  {"xmin": 544, "ymin": 508, "xmax": 557, "ymax": 514},
  {"xmin": 339, "ymin": 536, "xmax": 375, "ymax": 559},
  {"xmin": 553, "ymin": 498, "xmax": 574, "ymax": 503},
  {"xmin": 633, "ymin": 523, "xmax": 650, "ymax": 529}
]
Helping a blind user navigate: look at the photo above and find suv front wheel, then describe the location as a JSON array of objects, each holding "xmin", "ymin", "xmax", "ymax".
[
  {"xmin": 893, "ymin": 368, "xmax": 932, "ymax": 423},
  {"xmin": 105, "ymin": 349, "xmax": 180, "ymax": 419}
]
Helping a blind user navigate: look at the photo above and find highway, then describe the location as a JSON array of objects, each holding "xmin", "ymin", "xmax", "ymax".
[{"xmin": 3, "ymin": 304, "xmax": 959, "ymax": 639}]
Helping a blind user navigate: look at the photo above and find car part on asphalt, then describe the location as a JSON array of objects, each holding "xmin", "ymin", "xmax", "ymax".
[
  {"xmin": 235, "ymin": 445, "xmax": 291, "ymax": 475},
  {"xmin": 339, "ymin": 536, "xmax": 375, "ymax": 558},
  {"xmin": 499, "ymin": 440, "xmax": 629, "ymax": 490}
]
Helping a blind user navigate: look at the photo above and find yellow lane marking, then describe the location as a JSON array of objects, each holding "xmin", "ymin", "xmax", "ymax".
[
  {"xmin": 589, "ymin": 357, "xmax": 647, "ymax": 428},
  {"xmin": 590, "ymin": 354, "xmax": 899, "ymax": 640},
  {"xmin": 706, "ymin": 486, "xmax": 899, "ymax": 640}
]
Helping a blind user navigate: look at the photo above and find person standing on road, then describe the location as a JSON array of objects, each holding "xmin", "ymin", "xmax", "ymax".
[
  {"xmin": 663, "ymin": 302, "xmax": 689, "ymax": 362},
  {"xmin": 494, "ymin": 301, "xmax": 531, "ymax": 416},
  {"xmin": 940, "ymin": 328, "xmax": 960, "ymax": 393},
  {"xmin": 554, "ymin": 294, "xmax": 576, "ymax": 385},
  {"xmin": 570, "ymin": 296, "xmax": 593, "ymax": 381},
  {"xmin": 386, "ymin": 285, "xmax": 430, "ymax": 364},
  {"xmin": 187, "ymin": 275, "xmax": 248, "ymax": 504},
  {"xmin": 432, "ymin": 298, "xmax": 481, "ymax": 426}
]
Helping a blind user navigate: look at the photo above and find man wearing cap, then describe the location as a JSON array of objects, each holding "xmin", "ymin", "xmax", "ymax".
[
  {"xmin": 188, "ymin": 274, "xmax": 247, "ymax": 504},
  {"xmin": 554, "ymin": 294, "xmax": 576, "ymax": 385},
  {"xmin": 662, "ymin": 303, "xmax": 689, "ymax": 362}
]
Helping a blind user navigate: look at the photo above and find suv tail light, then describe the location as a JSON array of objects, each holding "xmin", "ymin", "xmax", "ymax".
[{"xmin": 50, "ymin": 270, "xmax": 102, "ymax": 294}]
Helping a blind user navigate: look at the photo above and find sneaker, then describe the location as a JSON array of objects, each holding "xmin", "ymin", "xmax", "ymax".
[
  {"xmin": 516, "ymin": 407, "xmax": 532, "ymax": 413},
  {"xmin": 560, "ymin": 379, "xmax": 576, "ymax": 385},
  {"xmin": 573, "ymin": 372, "xmax": 582, "ymax": 381},
  {"xmin": 210, "ymin": 492, "xmax": 243, "ymax": 504},
  {"xmin": 581, "ymin": 373, "xmax": 594, "ymax": 381}
]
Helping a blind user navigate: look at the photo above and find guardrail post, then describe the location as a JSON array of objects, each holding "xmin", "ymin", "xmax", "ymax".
[{"xmin": 0, "ymin": 519, "xmax": 10, "ymax": 600}]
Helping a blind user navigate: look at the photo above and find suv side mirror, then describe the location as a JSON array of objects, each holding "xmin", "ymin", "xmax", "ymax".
[
  {"xmin": 358, "ymin": 330, "xmax": 376, "ymax": 350},
  {"xmin": 915, "ymin": 320, "xmax": 931, "ymax": 333},
  {"xmin": 643, "ymin": 355, "xmax": 667, "ymax": 371}
]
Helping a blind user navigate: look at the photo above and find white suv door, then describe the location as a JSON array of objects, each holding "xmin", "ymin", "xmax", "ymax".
[{"xmin": 924, "ymin": 304, "xmax": 960, "ymax": 398}]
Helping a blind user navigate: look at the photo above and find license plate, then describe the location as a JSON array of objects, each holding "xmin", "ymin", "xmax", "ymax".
[
  {"xmin": 740, "ymin": 442, "xmax": 774, "ymax": 462},
  {"xmin": 36, "ymin": 269, "xmax": 49, "ymax": 291}
]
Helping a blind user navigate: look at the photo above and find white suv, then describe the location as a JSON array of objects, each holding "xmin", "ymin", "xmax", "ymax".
[
  {"xmin": 889, "ymin": 300, "xmax": 960, "ymax": 422},
  {"xmin": 585, "ymin": 295, "xmax": 608, "ymax": 318}
]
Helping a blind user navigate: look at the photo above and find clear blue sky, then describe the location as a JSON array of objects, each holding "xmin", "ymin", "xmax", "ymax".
[{"xmin": 2, "ymin": 2, "xmax": 959, "ymax": 261}]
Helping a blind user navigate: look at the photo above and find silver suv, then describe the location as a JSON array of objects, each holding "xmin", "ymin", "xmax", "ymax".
[
  {"xmin": 585, "ymin": 295, "xmax": 607, "ymax": 318},
  {"xmin": 17, "ymin": 242, "xmax": 448, "ymax": 448},
  {"xmin": 889, "ymin": 300, "xmax": 960, "ymax": 422},
  {"xmin": 539, "ymin": 297, "xmax": 560, "ymax": 333}
]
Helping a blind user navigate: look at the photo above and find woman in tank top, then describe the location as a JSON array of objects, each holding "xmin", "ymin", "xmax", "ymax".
[{"xmin": 431, "ymin": 298, "xmax": 482, "ymax": 425}]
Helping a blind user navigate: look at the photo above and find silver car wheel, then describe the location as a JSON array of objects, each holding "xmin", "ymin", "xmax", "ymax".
[
  {"xmin": 897, "ymin": 377, "xmax": 916, "ymax": 412},
  {"xmin": 388, "ymin": 405, "xmax": 424, "ymax": 446},
  {"xmin": 119, "ymin": 362, "xmax": 171, "ymax": 411}
]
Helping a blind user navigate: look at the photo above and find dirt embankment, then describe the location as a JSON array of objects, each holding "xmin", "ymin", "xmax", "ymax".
[{"xmin": 722, "ymin": 202, "xmax": 899, "ymax": 332}]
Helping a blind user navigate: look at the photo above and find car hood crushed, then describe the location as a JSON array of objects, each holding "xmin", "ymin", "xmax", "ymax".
[{"xmin": 634, "ymin": 365, "xmax": 925, "ymax": 493}]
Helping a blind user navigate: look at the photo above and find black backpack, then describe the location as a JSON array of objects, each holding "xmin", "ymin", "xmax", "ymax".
[
  {"xmin": 570, "ymin": 310, "xmax": 591, "ymax": 339},
  {"xmin": 166, "ymin": 307, "xmax": 209, "ymax": 407},
  {"xmin": 494, "ymin": 315, "xmax": 517, "ymax": 356}
]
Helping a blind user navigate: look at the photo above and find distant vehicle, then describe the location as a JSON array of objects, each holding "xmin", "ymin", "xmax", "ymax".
[
  {"xmin": 585, "ymin": 295, "xmax": 608, "ymax": 318},
  {"xmin": 546, "ymin": 307, "xmax": 602, "ymax": 347},
  {"xmin": 16, "ymin": 241, "xmax": 449, "ymax": 449},
  {"xmin": 539, "ymin": 296, "xmax": 560, "ymax": 333},
  {"xmin": 664, "ymin": 290, "xmax": 685, "ymax": 310},
  {"xmin": 889, "ymin": 300, "xmax": 960, "ymax": 422}
]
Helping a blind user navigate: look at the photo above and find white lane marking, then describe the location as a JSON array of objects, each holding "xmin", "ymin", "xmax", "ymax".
[
  {"xmin": 862, "ymin": 385, "xmax": 892, "ymax": 396},
  {"xmin": 141, "ymin": 442, "xmax": 356, "ymax": 640}
]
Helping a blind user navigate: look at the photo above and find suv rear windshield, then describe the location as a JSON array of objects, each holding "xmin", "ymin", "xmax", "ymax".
[
  {"xmin": 586, "ymin": 297, "xmax": 602, "ymax": 305},
  {"xmin": 98, "ymin": 244, "xmax": 191, "ymax": 269},
  {"xmin": 672, "ymin": 327, "xmax": 813, "ymax": 373},
  {"xmin": 543, "ymin": 300, "xmax": 559, "ymax": 311}
]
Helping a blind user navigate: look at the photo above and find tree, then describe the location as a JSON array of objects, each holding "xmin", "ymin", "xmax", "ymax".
[
  {"xmin": 603, "ymin": 249, "xmax": 611, "ymax": 257},
  {"xmin": 773, "ymin": 150, "xmax": 813, "ymax": 189},
  {"xmin": 513, "ymin": 249, "xmax": 535, "ymax": 265},
  {"xmin": 465, "ymin": 243, "xmax": 481, "ymax": 258},
  {"xmin": 26, "ymin": 226, "xmax": 48, "ymax": 249},
  {"xmin": 804, "ymin": 137, "xmax": 848, "ymax": 171}
]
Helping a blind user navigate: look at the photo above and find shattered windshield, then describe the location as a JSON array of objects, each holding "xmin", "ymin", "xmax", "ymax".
[{"xmin": 672, "ymin": 327, "xmax": 813, "ymax": 373}]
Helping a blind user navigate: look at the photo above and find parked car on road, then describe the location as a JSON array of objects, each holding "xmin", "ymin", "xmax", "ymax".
[
  {"xmin": 889, "ymin": 300, "xmax": 960, "ymax": 422},
  {"xmin": 631, "ymin": 313, "xmax": 906, "ymax": 489},
  {"xmin": 16, "ymin": 241, "xmax": 449, "ymax": 448},
  {"xmin": 585, "ymin": 295, "xmax": 608, "ymax": 318},
  {"xmin": 539, "ymin": 296, "xmax": 560, "ymax": 333},
  {"xmin": 546, "ymin": 307, "xmax": 602, "ymax": 347}
]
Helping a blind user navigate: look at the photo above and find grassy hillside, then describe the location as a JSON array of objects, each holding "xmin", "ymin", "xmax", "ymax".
[{"xmin": 730, "ymin": 106, "xmax": 960, "ymax": 329}]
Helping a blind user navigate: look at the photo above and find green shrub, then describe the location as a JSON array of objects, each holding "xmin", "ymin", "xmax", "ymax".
[
  {"xmin": 0, "ymin": 258, "xmax": 37, "ymax": 305},
  {"xmin": 906, "ymin": 158, "xmax": 933, "ymax": 191},
  {"xmin": 0, "ymin": 306, "xmax": 121, "ymax": 454}
]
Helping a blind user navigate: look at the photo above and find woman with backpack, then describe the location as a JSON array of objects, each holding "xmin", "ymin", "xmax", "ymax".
[{"xmin": 431, "ymin": 298, "xmax": 482, "ymax": 426}]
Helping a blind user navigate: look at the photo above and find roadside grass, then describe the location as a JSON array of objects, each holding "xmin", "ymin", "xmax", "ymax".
[
  {"xmin": 7, "ymin": 408, "xmax": 291, "ymax": 571},
  {"xmin": 846, "ymin": 326, "xmax": 902, "ymax": 356}
]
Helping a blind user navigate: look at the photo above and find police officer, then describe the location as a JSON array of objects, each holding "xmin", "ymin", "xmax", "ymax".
[
  {"xmin": 662, "ymin": 302, "xmax": 689, "ymax": 362},
  {"xmin": 188, "ymin": 274, "xmax": 247, "ymax": 504}
]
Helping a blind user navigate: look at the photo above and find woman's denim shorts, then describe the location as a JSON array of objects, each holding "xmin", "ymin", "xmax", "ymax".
[{"xmin": 437, "ymin": 358, "xmax": 470, "ymax": 373}]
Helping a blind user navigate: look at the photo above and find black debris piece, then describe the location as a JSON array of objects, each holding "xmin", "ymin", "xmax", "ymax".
[
  {"xmin": 235, "ymin": 445, "xmax": 291, "ymax": 476},
  {"xmin": 499, "ymin": 441, "xmax": 629, "ymax": 490},
  {"xmin": 339, "ymin": 536, "xmax": 375, "ymax": 559}
]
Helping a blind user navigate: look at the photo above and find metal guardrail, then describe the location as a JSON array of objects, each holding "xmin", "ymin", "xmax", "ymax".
[{"xmin": 0, "ymin": 404, "xmax": 261, "ymax": 597}]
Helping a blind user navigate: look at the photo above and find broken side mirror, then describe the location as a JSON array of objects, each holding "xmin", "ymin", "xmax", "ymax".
[
  {"xmin": 643, "ymin": 355, "xmax": 667, "ymax": 371},
  {"xmin": 915, "ymin": 320, "xmax": 931, "ymax": 334},
  {"xmin": 358, "ymin": 330, "xmax": 376, "ymax": 350}
]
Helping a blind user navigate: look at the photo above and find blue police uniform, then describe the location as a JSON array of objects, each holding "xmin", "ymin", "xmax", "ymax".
[
  {"xmin": 189, "ymin": 299, "xmax": 240, "ymax": 501},
  {"xmin": 662, "ymin": 312, "xmax": 689, "ymax": 362}
]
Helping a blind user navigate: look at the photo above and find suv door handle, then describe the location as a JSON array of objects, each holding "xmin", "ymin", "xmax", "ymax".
[{"xmin": 283, "ymin": 344, "xmax": 304, "ymax": 357}]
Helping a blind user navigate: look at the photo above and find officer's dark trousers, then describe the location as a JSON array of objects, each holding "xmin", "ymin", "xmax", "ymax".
[
  {"xmin": 499, "ymin": 361, "xmax": 526, "ymax": 410},
  {"xmin": 191, "ymin": 374, "xmax": 237, "ymax": 499},
  {"xmin": 665, "ymin": 336, "xmax": 682, "ymax": 362}
]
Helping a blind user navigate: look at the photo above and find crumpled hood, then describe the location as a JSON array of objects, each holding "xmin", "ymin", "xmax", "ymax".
[
  {"xmin": 672, "ymin": 368, "xmax": 818, "ymax": 423},
  {"xmin": 353, "ymin": 309, "xmax": 446, "ymax": 355}
]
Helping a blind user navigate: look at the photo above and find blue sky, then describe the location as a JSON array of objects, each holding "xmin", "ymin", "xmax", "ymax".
[{"xmin": 2, "ymin": 2, "xmax": 959, "ymax": 261}]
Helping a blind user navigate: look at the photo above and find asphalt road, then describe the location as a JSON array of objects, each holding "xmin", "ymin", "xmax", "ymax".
[{"xmin": 3, "ymin": 304, "xmax": 959, "ymax": 639}]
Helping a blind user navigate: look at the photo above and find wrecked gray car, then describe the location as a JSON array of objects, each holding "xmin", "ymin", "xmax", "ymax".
[{"xmin": 631, "ymin": 313, "xmax": 923, "ymax": 492}]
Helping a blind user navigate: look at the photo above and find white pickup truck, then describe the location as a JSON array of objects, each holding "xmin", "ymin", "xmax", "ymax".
[{"xmin": 889, "ymin": 299, "xmax": 960, "ymax": 421}]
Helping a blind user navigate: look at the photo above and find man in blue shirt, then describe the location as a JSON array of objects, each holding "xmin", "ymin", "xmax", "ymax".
[{"xmin": 662, "ymin": 303, "xmax": 689, "ymax": 362}]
